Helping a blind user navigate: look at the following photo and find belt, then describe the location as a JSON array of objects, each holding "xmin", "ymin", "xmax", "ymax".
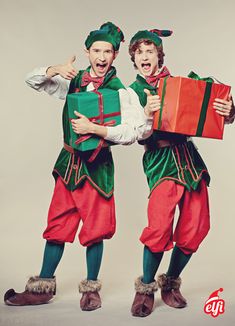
[
  {"xmin": 144, "ymin": 137, "xmax": 190, "ymax": 151},
  {"xmin": 63, "ymin": 142, "xmax": 111, "ymax": 154}
]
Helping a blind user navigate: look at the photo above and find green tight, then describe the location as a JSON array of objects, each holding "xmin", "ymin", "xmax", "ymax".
[
  {"xmin": 142, "ymin": 245, "xmax": 192, "ymax": 284},
  {"xmin": 166, "ymin": 245, "xmax": 192, "ymax": 278},
  {"xmin": 39, "ymin": 240, "xmax": 103, "ymax": 280}
]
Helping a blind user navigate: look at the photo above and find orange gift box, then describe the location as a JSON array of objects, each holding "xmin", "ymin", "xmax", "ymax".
[{"xmin": 153, "ymin": 75, "xmax": 231, "ymax": 139}]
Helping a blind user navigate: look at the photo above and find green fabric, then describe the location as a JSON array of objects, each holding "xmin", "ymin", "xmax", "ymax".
[
  {"xmin": 67, "ymin": 89, "xmax": 121, "ymax": 151},
  {"xmin": 53, "ymin": 66, "xmax": 125, "ymax": 198},
  {"xmin": 129, "ymin": 29, "xmax": 172, "ymax": 47},
  {"xmin": 196, "ymin": 82, "xmax": 213, "ymax": 136},
  {"xmin": 143, "ymin": 246, "xmax": 164, "ymax": 284},
  {"xmin": 129, "ymin": 77, "xmax": 210, "ymax": 193},
  {"xmin": 39, "ymin": 241, "xmax": 65, "ymax": 278},
  {"xmin": 188, "ymin": 71, "xmax": 214, "ymax": 83},
  {"xmin": 130, "ymin": 75, "xmax": 157, "ymax": 107},
  {"xmin": 86, "ymin": 241, "xmax": 104, "ymax": 281},
  {"xmin": 143, "ymin": 140, "xmax": 210, "ymax": 193},
  {"xmin": 157, "ymin": 76, "xmax": 168, "ymax": 129},
  {"xmin": 85, "ymin": 22, "xmax": 124, "ymax": 50},
  {"xmin": 166, "ymin": 246, "xmax": 192, "ymax": 278}
]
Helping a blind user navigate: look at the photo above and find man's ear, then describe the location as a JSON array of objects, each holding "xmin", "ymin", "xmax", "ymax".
[
  {"xmin": 84, "ymin": 48, "xmax": 89, "ymax": 57},
  {"xmin": 114, "ymin": 51, "xmax": 119, "ymax": 59}
]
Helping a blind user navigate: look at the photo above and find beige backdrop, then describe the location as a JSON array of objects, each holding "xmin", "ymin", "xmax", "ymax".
[{"xmin": 1, "ymin": 0, "xmax": 235, "ymax": 325}]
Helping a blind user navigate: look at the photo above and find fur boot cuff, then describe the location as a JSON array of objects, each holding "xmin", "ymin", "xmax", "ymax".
[
  {"xmin": 134, "ymin": 276, "xmax": 158, "ymax": 295},
  {"xmin": 78, "ymin": 279, "xmax": 102, "ymax": 293},
  {"xmin": 25, "ymin": 276, "xmax": 56, "ymax": 294},
  {"xmin": 157, "ymin": 274, "xmax": 181, "ymax": 291}
]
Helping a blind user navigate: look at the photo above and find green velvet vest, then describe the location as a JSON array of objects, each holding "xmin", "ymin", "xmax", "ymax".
[
  {"xmin": 129, "ymin": 75, "xmax": 210, "ymax": 193},
  {"xmin": 53, "ymin": 66, "xmax": 125, "ymax": 198}
]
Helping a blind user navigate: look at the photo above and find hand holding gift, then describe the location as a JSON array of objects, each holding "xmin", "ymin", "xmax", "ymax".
[
  {"xmin": 71, "ymin": 111, "xmax": 108, "ymax": 138},
  {"xmin": 67, "ymin": 89, "xmax": 121, "ymax": 152},
  {"xmin": 46, "ymin": 56, "xmax": 78, "ymax": 79},
  {"xmin": 153, "ymin": 72, "xmax": 232, "ymax": 139},
  {"xmin": 213, "ymin": 94, "xmax": 234, "ymax": 119}
]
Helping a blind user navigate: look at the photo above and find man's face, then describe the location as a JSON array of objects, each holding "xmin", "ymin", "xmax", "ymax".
[
  {"xmin": 85, "ymin": 41, "xmax": 117, "ymax": 77},
  {"xmin": 134, "ymin": 42, "xmax": 159, "ymax": 77}
]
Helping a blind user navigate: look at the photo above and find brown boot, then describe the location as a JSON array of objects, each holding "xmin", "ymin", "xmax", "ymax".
[
  {"xmin": 79, "ymin": 279, "xmax": 101, "ymax": 311},
  {"xmin": 158, "ymin": 274, "xmax": 187, "ymax": 308},
  {"xmin": 131, "ymin": 276, "xmax": 158, "ymax": 317},
  {"xmin": 4, "ymin": 276, "xmax": 56, "ymax": 306}
]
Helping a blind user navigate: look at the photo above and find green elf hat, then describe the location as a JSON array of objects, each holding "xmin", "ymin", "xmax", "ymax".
[
  {"xmin": 85, "ymin": 22, "xmax": 125, "ymax": 51},
  {"xmin": 130, "ymin": 28, "xmax": 173, "ymax": 47}
]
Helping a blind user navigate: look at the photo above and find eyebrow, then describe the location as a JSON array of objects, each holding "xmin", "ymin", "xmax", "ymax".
[
  {"xmin": 92, "ymin": 48, "xmax": 113, "ymax": 51},
  {"xmin": 136, "ymin": 48, "xmax": 154, "ymax": 52}
]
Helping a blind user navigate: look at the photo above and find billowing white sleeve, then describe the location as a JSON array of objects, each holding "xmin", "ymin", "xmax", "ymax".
[
  {"xmin": 127, "ymin": 87, "xmax": 154, "ymax": 140},
  {"xmin": 104, "ymin": 88, "xmax": 153, "ymax": 145},
  {"xmin": 25, "ymin": 67, "xmax": 70, "ymax": 100}
]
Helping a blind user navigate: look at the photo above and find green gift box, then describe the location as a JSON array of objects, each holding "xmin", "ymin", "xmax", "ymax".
[{"xmin": 67, "ymin": 89, "xmax": 121, "ymax": 152}]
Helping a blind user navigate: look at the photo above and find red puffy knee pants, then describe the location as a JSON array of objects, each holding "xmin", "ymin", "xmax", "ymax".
[
  {"xmin": 43, "ymin": 177, "xmax": 116, "ymax": 246},
  {"xmin": 140, "ymin": 179, "xmax": 210, "ymax": 254}
]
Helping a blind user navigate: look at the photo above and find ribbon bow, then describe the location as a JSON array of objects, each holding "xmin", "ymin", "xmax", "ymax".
[
  {"xmin": 146, "ymin": 66, "xmax": 171, "ymax": 87},
  {"xmin": 188, "ymin": 71, "xmax": 214, "ymax": 83},
  {"xmin": 81, "ymin": 71, "xmax": 104, "ymax": 89}
]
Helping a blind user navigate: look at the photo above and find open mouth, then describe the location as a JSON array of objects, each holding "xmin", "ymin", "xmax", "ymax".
[
  {"xmin": 141, "ymin": 63, "xmax": 151, "ymax": 71},
  {"xmin": 96, "ymin": 63, "xmax": 107, "ymax": 71}
]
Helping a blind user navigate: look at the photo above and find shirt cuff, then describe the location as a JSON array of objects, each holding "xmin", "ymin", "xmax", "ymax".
[
  {"xmin": 37, "ymin": 66, "xmax": 50, "ymax": 76},
  {"xmin": 140, "ymin": 109, "xmax": 154, "ymax": 125},
  {"xmin": 104, "ymin": 126, "xmax": 117, "ymax": 141},
  {"xmin": 25, "ymin": 66, "xmax": 51, "ymax": 83}
]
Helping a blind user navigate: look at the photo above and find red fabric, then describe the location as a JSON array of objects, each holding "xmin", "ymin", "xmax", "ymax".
[
  {"xmin": 146, "ymin": 66, "xmax": 171, "ymax": 87},
  {"xmin": 43, "ymin": 177, "xmax": 116, "ymax": 246},
  {"xmin": 81, "ymin": 72, "xmax": 104, "ymax": 89},
  {"xmin": 140, "ymin": 179, "xmax": 210, "ymax": 254}
]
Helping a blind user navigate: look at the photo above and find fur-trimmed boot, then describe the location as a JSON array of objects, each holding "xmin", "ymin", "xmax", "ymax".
[
  {"xmin": 4, "ymin": 276, "xmax": 56, "ymax": 306},
  {"xmin": 131, "ymin": 276, "xmax": 158, "ymax": 317},
  {"xmin": 79, "ymin": 279, "xmax": 102, "ymax": 311},
  {"xmin": 157, "ymin": 274, "xmax": 187, "ymax": 308}
]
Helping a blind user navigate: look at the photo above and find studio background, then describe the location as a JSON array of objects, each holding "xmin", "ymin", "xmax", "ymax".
[{"xmin": 0, "ymin": 0, "xmax": 234, "ymax": 325}]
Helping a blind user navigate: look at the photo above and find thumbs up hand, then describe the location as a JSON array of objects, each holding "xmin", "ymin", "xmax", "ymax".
[
  {"xmin": 144, "ymin": 89, "xmax": 161, "ymax": 117},
  {"xmin": 46, "ymin": 55, "xmax": 78, "ymax": 79}
]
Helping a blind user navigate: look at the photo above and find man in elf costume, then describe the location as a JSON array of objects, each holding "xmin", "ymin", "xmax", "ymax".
[
  {"xmin": 4, "ymin": 22, "xmax": 152, "ymax": 310},
  {"xmin": 127, "ymin": 28, "xmax": 234, "ymax": 317}
]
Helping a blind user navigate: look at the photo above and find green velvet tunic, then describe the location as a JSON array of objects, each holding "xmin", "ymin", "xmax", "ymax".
[
  {"xmin": 129, "ymin": 75, "xmax": 210, "ymax": 195},
  {"xmin": 53, "ymin": 66, "xmax": 125, "ymax": 198}
]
